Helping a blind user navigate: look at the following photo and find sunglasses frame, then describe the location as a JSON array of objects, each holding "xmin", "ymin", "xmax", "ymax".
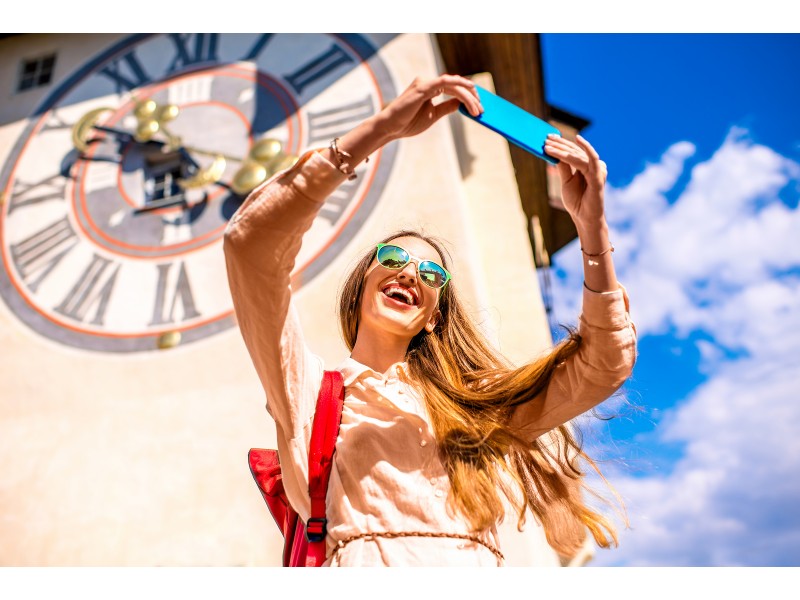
[{"xmin": 375, "ymin": 243, "xmax": 452, "ymax": 289}]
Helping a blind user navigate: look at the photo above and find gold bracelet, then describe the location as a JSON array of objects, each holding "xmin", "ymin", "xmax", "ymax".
[
  {"xmin": 330, "ymin": 137, "xmax": 368, "ymax": 181},
  {"xmin": 580, "ymin": 244, "xmax": 614, "ymax": 257}
]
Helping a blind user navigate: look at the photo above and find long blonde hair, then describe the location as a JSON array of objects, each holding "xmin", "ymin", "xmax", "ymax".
[{"xmin": 337, "ymin": 230, "xmax": 621, "ymax": 556}]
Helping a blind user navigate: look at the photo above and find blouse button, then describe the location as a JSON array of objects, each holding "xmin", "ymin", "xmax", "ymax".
[
  {"xmin": 435, "ymin": 489, "xmax": 444, "ymax": 498},
  {"xmin": 420, "ymin": 439, "xmax": 428, "ymax": 447}
]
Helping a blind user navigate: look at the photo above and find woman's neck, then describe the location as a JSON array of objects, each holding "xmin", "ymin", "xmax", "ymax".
[{"xmin": 349, "ymin": 331, "xmax": 410, "ymax": 376}]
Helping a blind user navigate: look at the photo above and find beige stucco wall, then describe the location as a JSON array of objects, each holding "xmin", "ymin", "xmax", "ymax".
[{"xmin": 0, "ymin": 33, "xmax": 565, "ymax": 566}]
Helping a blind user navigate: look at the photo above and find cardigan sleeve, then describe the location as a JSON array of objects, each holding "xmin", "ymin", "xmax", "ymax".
[
  {"xmin": 222, "ymin": 149, "xmax": 347, "ymax": 519},
  {"xmin": 508, "ymin": 284, "xmax": 638, "ymax": 441}
]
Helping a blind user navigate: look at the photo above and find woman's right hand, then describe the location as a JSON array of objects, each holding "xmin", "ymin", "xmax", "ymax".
[{"xmin": 374, "ymin": 74, "xmax": 483, "ymax": 142}]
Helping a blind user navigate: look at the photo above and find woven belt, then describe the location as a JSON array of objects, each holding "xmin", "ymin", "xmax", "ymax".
[{"xmin": 332, "ymin": 531, "xmax": 505, "ymax": 562}]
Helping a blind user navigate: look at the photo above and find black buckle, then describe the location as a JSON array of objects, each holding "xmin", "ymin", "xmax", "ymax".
[{"xmin": 305, "ymin": 517, "xmax": 327, "ymax": 542}]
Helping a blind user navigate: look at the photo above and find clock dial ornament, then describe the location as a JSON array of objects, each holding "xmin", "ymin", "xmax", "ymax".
[{"xmin": 0, "ymin": 33, "xmax": 398, "ymax": 352}]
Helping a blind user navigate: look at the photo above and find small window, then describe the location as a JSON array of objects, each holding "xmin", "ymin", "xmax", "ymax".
[{"xmin": 17, "ymin": 53, "xmax": 57, "ymax": 92}]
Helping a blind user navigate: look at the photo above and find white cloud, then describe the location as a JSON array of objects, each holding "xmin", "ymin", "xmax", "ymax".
[
  {"xmin": 594, "ymin": 357, "xmax": 800, "ymax": 566},
  {"xmin": 551, "ymin": 128, "xmax": 800, "ymax": 566},
  {"xmin": 555, "ymin": 128, "xmax": 800, "ymax": 345}
]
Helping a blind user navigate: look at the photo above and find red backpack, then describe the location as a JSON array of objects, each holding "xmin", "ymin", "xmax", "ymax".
[{"xmin": 248, "ymin": 370, "xmax": 344, "ymax": 567}]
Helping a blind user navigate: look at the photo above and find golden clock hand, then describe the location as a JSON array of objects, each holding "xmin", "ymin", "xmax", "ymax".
[
  {"xmin": 71, "ymin": 101, "xmax": 175, "ymax": 152},
  {"xmin": 72, "ymin": 107, "xmax": 115, "ymax": 152},
  {"xmin": 174, "ymin": 145, "xmax": 244, "ymax": 164},
  {"xmin": 230, "ymin": 139, "xmax": 299, "ymax": 195},
  {"xmin": 178, "ymin": 155, "xmax": 227, "ymax": 190},
  {"xmin": 161, "ymin": 134, "xmax": 299, "ymax": 195},
  {"xmin": 71, "ymin": 102, "xmax": 295, "ymax": 197},
  {"xmin": 132, "ymin": 98, "xmax": 180, "ymax": 144},
  {"xmin": 167, "ymin": 135, "xmax": 285, "ymax": 165},
  {"xmin": 230, "ymin": 160, "xmax": 268, "ymax": 196},
  {"xmin": 230, "ymin": 154, "xmax": 299, "ymax": 195}
]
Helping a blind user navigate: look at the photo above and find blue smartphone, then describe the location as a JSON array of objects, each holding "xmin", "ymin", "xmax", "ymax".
[{"xmin": 458, "ymin": 84, "xmax": 560, "ymax": 165}]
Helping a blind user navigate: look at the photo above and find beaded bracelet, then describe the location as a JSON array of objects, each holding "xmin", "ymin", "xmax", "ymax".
[{"xmin": 330, "ymin": 137, "xmax": 368, "ymax": 181}]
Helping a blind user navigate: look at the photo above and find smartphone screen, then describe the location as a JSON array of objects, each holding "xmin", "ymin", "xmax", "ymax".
[{"xmin": 458, "ymin": 85, "xmax": 560, "ymax": 165}]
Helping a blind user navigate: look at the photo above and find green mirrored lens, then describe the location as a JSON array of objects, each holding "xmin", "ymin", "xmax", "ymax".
[
  {"xmin": 419, "ymin": 261, "xmax": 447, "ymax": 288},
  {"xmin": 377, "ymin": 244, "xmax": 409, "ymax": 269}
]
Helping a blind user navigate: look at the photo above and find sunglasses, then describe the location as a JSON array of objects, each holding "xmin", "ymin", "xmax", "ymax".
[{"xmin": 376, "ymin": 243, "xmax": 451, "ymax": 289}]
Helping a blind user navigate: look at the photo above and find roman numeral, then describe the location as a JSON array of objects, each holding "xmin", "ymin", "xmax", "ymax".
[
  {"xmin": 317, "ymin": 178, "xmax": 359, "ymax": 226},
  {"xmin": 10, "ymin": 216, "xmax": 78, "ymax": 293},
  {"xmin": 53, "ymin": 254, "xmax": 120, "ymax": 326},
  {"xmin": 306, "ymin": 95, "xmax": 375, "ymax": 145},
  {"xmin": 166, "ymin": 33, "xmax": 220, "ymax": 74},
  {"xmin": 284, "ymin": 44, "xmax": 354, "ymax": 95},
  {"xmin": 242, "ymin": 33, "xmax": 274, "ymax": 60},
  {"xmin": 167, "ymin": 75, "xmax": 213, "ymax": 106},
  {"xmin": 5, "ymin": 173, "xmax": 67, "ymax": 216},
  {"xmin": 149, "ymin": 261, "xmax": 201, "ymax": 326},
  {"xmin": 98, "ymin": 50, "xmax": 152, "ymax": 93}
]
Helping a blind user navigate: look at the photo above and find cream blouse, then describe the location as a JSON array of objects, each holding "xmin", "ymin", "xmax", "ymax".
[{"xmin": 223, "ymin": 149, "xmax": 637, "ymax": 567}]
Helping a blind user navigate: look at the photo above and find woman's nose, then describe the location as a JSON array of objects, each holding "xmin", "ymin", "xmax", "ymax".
[{"xmin": 397, "ymin": 260, "xmax": 417, "ymax": 283}]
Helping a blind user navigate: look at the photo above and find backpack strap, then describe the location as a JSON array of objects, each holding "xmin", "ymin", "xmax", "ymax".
[{"xmin": 303, "ymin": 369, "xmax": 345, "ymax": 566}]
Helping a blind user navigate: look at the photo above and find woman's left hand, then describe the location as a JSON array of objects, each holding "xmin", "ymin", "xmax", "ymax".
[{"xmin": 544, "ymin": 134, "xmax": 608, "ymax": 227}]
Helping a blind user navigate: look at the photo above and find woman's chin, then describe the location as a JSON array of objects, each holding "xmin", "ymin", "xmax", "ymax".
[{"xmin": 362, "ymin": 308, "xmax": 424, "ymax": 341}]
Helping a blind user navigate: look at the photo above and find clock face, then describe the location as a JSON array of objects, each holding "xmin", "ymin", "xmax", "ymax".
[{"xmin": 0, "ymin": 33, "xmax": 399, "ymax": 352}]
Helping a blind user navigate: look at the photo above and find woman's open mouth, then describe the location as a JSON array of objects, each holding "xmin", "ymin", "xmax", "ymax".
[{"xmin": 381, "ymin": 284, "xmax": 418, "ymax": 307}]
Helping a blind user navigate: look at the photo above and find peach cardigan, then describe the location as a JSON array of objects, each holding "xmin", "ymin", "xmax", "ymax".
[{"xmin": 223, "ymin": 149, "xmax": 637, "ymax": 566}]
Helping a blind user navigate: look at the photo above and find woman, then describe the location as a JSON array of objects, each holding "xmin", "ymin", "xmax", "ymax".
[{"xmin": 223, "ymin": 74, "xmax": 637, "ymax": 566}]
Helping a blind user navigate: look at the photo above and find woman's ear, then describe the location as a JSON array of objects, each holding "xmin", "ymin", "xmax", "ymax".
[{"xmin": 424, "ymin": 311, "xmax": 439, "ymax": 333}]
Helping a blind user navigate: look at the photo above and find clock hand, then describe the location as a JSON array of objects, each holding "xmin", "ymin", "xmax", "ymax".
[
  {"xmin": 72, "ymin": 108, "xmax": 123, "ymax": 152},
  {"xmin": 131, "ymin": 98, "xmax": 180, "ymax": 144},
  {"xmin": 92, "ymin": 125, "xmax": 135, "ymax": 142},
  {"xmin": 172, "ymin": 144, "xmax": 244, "ymax": 164},
  {"xmin": 161, "ymin": 132, "xmax": 299, "ymax": 196},
  {"xmin": 229, "ymin": 139, "xmax": 299, "ymax": 195},
  {"xmin": 133, "ymin": 195, "xmax": 188, "ymax": 214},
  {"xmin": 72, "ymin": 103, "xmax": 217, "ymax": 195},
  {"xmin": 75, "ymin": 99, "xmax": 297, "ymax": 196},
  {"xmin": 132, "ymin": 98, "xmax": 302, "ymax": 196},
  {"xmin": 178, "ymin": 154, "xmax": 226, "ymax": 190},
  {"xmin": 93, "ymin": 124, "xmax": 202, "ymax": 171},
  {"xmin": 72, "ymin": 106, "xmax": 176, "ymax": 161}
]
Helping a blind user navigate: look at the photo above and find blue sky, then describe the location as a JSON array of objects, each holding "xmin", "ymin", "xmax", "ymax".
[{"xmin": 541, "ymin": 33, "xmax": 800, "ymax": 567}]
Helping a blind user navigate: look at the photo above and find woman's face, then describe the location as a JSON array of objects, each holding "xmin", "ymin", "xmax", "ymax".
[{"xmin": 358, "ymin": 236, "xmax": 444, "ymax": 344}]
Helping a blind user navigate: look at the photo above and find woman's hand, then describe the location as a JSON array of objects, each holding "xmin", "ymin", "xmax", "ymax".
[
  {"xmin": 544, "ymin": 134, "xmax": 608, "ymax": 228},
  {"xmin": 321, "ymin": 74, "xmax": 482, "ymax": 177},
  {"xmin": 374, "ymin": 74, "xmax": 483, "ymax": 142},
  {"xmin": 545, "ymin": 134, "xmax": 619, "ymax": 293}
]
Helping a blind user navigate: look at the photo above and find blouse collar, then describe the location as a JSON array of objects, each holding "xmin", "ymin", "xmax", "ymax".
[{"xmin": 337, "ymin": 356, "xmax": 410, "ymax": 387}]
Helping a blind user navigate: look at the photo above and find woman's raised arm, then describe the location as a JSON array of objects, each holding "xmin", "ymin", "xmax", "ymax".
[
  {"xmin": 509, "ymin": 135, "xmax": 637, "ymax": 440},
  {"xmin": 320, "ymin": 74, "xmax": 482, "ymax": 174}
]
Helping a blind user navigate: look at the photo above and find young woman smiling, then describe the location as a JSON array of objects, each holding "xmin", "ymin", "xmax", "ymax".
[{"xmin": 223, "ymin": 74, "xmax": 637, "ymax": 566}]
